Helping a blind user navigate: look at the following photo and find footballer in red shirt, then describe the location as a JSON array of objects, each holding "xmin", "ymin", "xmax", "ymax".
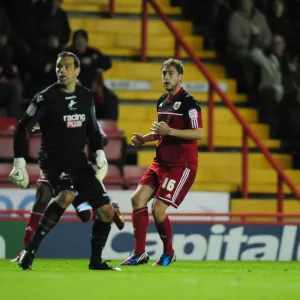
[{"xmin": 121, "ymin": 59, "xmax": 203, "ymax": 267}]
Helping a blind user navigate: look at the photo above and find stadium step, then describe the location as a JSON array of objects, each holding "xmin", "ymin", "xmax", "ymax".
[
  {"xmin": 195, "ymin": 168, "xmax": 300, "ymax": 185},
  {"xmin": 108, "ymin": 79, "xmax": 236, "ymax": 93},
  {"xmin": 69, "ymin": 18, "xmax": 193, "ymax": 35},
  {"xmin": 64, "ymin": 3, "xmax": 181, "ymax": 15},
  {"xmin": 231, "ymin": 199, "xmax": 300, "ymax": 220},
  {"xmin": 191, "ymin": 182, "xmax": 300, "ymax": 195},
  {"xmin": 64, "ymin": 0, "xmax": 172, "ymax": 5},
  {"xmin": 138, "ymin": 152, "xmax": 292, "ymax": 169},
  {"xmin": 191, "ymin": 182, "xmax": 237, "ymax": 192},
  {"xmin": 121, "ymin": 122, "xmax": 270, "ymax": 140},
  {"xmin": 87, "ymin": 33, "xmax": 205, "ymax": 51},
  {"xmin": 115, "ymin": 91, "xmax": 246, "ymax": 103},
  {"xmin": 119, "ymin": 106, "xmax": 258, "ymax": 123},
  {"xmin": 139, "ymin": 138, "xmax": 280, "ymax": 149},
  {"xmin": 63, "ymin": 0, "xmax": 181, "ymax": 14},
  {"xmin": 199, "ymin": 138, "xmax": 280, "ymax": 149},
  {"xmin": 94, "ymin": 47, "xmax": 215, "ymax": 59},
  {"xmin": 105, "ymin": 62, "xmax": 225, "ymax": 79}
]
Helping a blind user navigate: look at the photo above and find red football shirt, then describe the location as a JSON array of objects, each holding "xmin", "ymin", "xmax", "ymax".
[{"xmin": 154, "ymin": 88, "xmax": 203, "ymax": 170}]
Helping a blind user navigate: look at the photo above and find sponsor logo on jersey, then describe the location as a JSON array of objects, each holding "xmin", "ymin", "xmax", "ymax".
[
  {"xmin": 188, "ymin": 109, "xmax": 198, "ymax": 119},
  {"xmin": 63, "ymin": 114, "xmax": 86, "ymax": 128},
  {"xmin": 188, "ymin": 109, "xmax": 198, "ymax": 128},
  {"xmin": 173, "ymin": 102, "xmax": 181, "ymax": 110},
  {"xmin": 26, "ymin": 103, "xmax": 37, "ymax": 116},
  {"xmin": 59, "ymin": 172, "xmax": 69, "ymax": 180},
  {"xmin": 65, "ymin": 95, "xmax": 77, "ymax": 100},
  {"xmin": 68, "ymin": 99, "xmax": 77, "ymax": 110}
]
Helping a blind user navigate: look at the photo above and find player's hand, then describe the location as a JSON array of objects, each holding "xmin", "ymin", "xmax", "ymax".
[
  {"xmin": 131, "ymin": 133, "xmax": 145, "ymax": 147},
  {"xmin": 95, "ymin": 150, "xmax": 108, "ymax": 181},
  {"xmin": 9, "ymin": 158, "xmax": 29, "ymax": 189},
  {"xmin": 151, "ymin": 121, "xmax": 171, "ymax": 136}
]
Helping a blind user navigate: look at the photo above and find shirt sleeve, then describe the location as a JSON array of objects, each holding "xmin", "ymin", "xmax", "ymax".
[
  {"xmin": 14, "ymin": 93, "xmax": 46, "ymax": 158},
  {"xmin": 156, "ymin": 95, "xmax": 165, "ymax": 112},
  {"xmin": 185, "ymin": 98, "xmax": 203, "ymax": 129},
  {"xmin": 97, "ymin": 120, "xmax": 108, "ymax": 146},
  {"xmin": 87, "ymin": 98, "xmax": 104, "ymax": 152}
]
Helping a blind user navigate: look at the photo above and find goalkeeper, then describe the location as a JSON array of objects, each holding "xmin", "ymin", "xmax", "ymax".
[
  {"xmin": 10, "ymin": 127, "xmax": 124, "ymax": 262},
  {"xmin": 9, "ymin": 51, "xmax": 120, "ymax": 271}
]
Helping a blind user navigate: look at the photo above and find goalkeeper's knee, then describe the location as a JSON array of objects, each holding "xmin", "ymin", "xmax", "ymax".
[{"xmin": 77, "ymin": 209, "xmax": 95, "ymax": 223}]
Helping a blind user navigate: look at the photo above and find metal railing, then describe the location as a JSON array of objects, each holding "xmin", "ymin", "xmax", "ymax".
[
  {"xmin": 108, "ymin": 0, "xmax": 115, "ymax": 18},
  {"xmin": 2, "ymin": 210, "xmax": 300, "ymax": 225}
]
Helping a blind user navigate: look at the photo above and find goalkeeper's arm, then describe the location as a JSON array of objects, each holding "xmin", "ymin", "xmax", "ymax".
[{"xmin": 10, "ymin": 95, "xmax": 45, "ymax": 188}]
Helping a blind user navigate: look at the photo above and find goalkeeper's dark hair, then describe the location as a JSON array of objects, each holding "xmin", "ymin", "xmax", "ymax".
[{"xmin": 58, "ymin": 51, "xmax": 80, "ymax": 69}]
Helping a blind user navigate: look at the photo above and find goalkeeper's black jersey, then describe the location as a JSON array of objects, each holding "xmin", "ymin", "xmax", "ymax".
[{"xmin": 14, "ymin": 83, "xmax": 103, "ymax": 162}]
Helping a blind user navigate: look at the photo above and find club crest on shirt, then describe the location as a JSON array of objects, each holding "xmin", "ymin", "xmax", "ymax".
[
  {"xmin": 68, "ymin": 99, "xmax": 77, "ymax": 110},
  {"xmin": 173, "ymin": 102, "xmax": 181, "ymax": 110}
]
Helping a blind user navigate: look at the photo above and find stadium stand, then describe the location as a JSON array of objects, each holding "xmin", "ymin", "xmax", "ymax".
[{"xmin": 1, "ymin": 0, "xmax": 300, "ymax": 216}]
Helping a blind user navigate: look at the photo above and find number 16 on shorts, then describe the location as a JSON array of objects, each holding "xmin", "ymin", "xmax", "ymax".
[{"xmin": 157, "ymin": 167, "xmax": 196, "ymax": 208}]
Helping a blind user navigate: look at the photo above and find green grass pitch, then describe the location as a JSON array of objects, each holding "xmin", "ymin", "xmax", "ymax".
[{"xmin": 1, "ymin": 260, "xmax": 300, "ymax": 300}]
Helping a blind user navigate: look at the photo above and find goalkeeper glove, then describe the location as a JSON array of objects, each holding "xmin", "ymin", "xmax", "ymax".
[
  {"xmin": 9, "ymin": 158, "xmax": 29, "ymax": 188},
  {"xmin": 95, "ymin": 150, "xmax": 108, "ymax": 181}
]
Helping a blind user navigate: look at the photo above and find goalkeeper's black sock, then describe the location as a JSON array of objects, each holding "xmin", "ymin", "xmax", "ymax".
[
  {"xmin": 90, "ymin": 219, "xmax": 111, "ymax": 265},
  {"xmin": 25, "ymin": 201, "xmax": 65, "ymax": 254}
]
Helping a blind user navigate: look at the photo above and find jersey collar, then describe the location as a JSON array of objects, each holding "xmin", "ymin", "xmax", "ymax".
[{"xmin": 167, "ymin": 87, "xmax": 184, "ymax": 103}]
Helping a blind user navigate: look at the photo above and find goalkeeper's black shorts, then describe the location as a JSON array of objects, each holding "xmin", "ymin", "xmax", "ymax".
[{"xmin": 39, "ymin": 157, "xmax": 110, "ymax": 210}]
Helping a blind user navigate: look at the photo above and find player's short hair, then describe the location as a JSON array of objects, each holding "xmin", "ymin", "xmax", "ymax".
[
  {"xmin": 161, "ymin": 58, "xmax": 184, "ymax": 75},
  {"xmin": 57, "ymin": 51, "xmax": 80, "ymax": 69}
]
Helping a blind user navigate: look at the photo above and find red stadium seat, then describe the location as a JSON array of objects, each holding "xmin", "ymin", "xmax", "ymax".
[
  {"xmin": 0, "ymin": 163, "xmax": 11, "ymax": 181},
  {"xmin": 28, "ymin": 136, "xmax": 41, "ymax": 160},
  {"xmin": 26, "ymin": 163, "xmax": 40, "ymax": 181},
  {"xmin": 104, "ymin": 164, "xmax": 122, "ymax": 182},
  {"xmin": 105, "ymin": 138, "xmax": 124, "ymax": 161},
  {"xmin": 124, "ymin": 165, "xmax": 147, "ymax": 181},
  {"xmin": 0, "ymin": 117, "xmax": 18, "ymax": 132},
  {"xmin": 102, "ymin": 136, "xmax": 126, "ymax": 176},
  {"xmin": 123, "ymin": 165, "xmax": 148, "ymax": 188},
  {"xmin": 0, "ymin": 135, "xmax": 14, "ymax": 159},
  {"xmin": 99, "ymin": 120, "xmax": 123, "ymax": 135},
  {"xmin": 103, "ymin": 164, "xmax": 124, "ymax": 189}
]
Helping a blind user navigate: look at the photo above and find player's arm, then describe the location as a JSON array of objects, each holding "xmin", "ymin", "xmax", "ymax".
[
  {"xmin": 131, "ymin": 95, "xmax": 164, "ymax": 146},
  {"xmin": 86, "ymin": 99, "xmax": 108, "ymax": 181},
  {"xmin": 10, "ymin": 94, "xmax": 46, "ymax": 188},
  {"xmin": 151, "ymin": 122, "xmax": 202, "ymax": 140},
  {"xmin": 131, "ymin": 132, "xmax": 160, "ymax": 147},
  {"xmin": 143, "ymin": 132, "xmax": 160, "ymax": 142},
  {"xmin": 97, "ymin": 121, "xmax": 108, "ymax": 146}
]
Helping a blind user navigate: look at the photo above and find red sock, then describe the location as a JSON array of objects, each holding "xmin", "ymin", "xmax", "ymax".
[
  {"xmin": 24, "ymin": 212, "xmax": 43, "ymax": 247},
  {"xmin": 132, "ymin": 207, "xmax": 149, "ymax": 254},
  {"xmin": 155, "ymin": 215, "xmax": 174, "ymax": 256}
]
